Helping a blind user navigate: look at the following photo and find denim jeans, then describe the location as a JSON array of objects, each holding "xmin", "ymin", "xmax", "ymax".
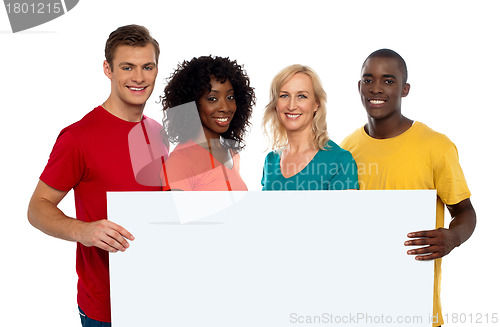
[{"xmin": 78, "ymin": 307, "xmax": 111, "ymax": 327}]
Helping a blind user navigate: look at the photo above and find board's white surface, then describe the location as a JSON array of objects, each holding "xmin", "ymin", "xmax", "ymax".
[{"xmin": 108, "ymin": 190, "xmax": 436, "ymax": 326}]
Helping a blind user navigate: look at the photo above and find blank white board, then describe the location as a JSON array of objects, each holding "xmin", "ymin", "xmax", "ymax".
[{"xmin": 108, "ymin": 190, "xmax": 436, "ymax": 326}]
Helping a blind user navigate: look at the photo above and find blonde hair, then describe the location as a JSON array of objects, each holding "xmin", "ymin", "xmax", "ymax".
[{"xmin": 262, "ymin": 64, "xmax": 329, "ymax": 151}]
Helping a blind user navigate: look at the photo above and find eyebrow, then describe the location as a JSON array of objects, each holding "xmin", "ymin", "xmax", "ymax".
[
  {"xmin": 362, "ymin": 73, "xmax": 398, "ymax": 79},
  {"xmin": 383, "ymin": 74, "xmax": 397, "ymax": 79},
  {"xmin": 209, "ymin": 88, "xmax": 234, "ymax": 94},
  {"xmin": 118, "ymin": 62, "xmax": 156, "ymax": 67},
  {"xmin": 279, "ymin": 90, "xmax": 311, "ymax": 94}
]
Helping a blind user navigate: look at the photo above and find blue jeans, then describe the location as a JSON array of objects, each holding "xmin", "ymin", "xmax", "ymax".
[{"xmin": 78, "ymin": 307, "xmax": 111, "ymax": 327}]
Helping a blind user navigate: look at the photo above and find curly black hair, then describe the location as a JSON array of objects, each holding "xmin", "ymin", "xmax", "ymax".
[{"xmin": 161, "ymin": 55, "xmax": 255, "ymax": 151}]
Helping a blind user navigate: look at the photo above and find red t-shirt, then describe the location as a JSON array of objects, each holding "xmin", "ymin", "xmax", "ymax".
[{"xmin": 40, "ymin": 106, "xmax": 168, "ymax": 322}]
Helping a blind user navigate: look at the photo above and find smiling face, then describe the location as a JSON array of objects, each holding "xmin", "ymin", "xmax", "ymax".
[
  {"xmin": 104, "ymin": 43, "xmax": 158, "ymax": 110},
  {"xmin": 276, "ymin": 73, "xmax": 319, "ymax": 134},
  {"xmin": 358, "ymin": 57, "xmax": 410, "ymax": 121},
  {"xmin": 197, "ymin": 78, "xmax": 237, "ymax": 140}
]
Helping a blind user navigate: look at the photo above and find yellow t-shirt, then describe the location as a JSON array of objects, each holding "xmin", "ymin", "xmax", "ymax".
[{"xmin": 341, "ymin": 121, "xmax": 471, "ymax": 327}]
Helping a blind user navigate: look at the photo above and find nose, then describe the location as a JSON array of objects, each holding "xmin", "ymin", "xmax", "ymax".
[
  {"xmin": 288, "ymin": 97, "xmax": 297, "ymax": 111},
  {"xmin": 218, "ymin": 98, "xmax": 231, "ymax": 112},
  {"xmin": 370, "ymin": 81, "xmax": 383, "ymax": 94},
  {"xmin": 132, "ymin": 68, "xmax": 145, "ymax": 84}
]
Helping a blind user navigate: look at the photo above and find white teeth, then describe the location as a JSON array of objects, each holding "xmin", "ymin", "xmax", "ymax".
[
  {"xmin": 370, "ymin": 100, "xmax": 385, "ymax": 104},
  {"xmin": 215, "ymin": 117, "xmax": 229, "ymax": 122},
  {"xmin": 129, "ymin": 87, "xmax": 145, "ymax": 91},
  {"xmin": 286, "ymin": 113, "xmax": 301, "ymax": 118}
]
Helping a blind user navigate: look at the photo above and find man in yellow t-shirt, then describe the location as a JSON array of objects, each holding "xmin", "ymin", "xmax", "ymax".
[{"xmin": 341, "ymin": 49, "xmax": 476, "ymax": 327}]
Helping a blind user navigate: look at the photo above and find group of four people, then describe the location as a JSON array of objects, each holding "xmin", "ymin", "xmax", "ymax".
[{"xmin": 28, "ymin": 24, "xmax": 475, "ymax": 327}]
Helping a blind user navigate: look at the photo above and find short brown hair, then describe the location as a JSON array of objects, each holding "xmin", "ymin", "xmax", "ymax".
[{"xmin": 105, "ymin": 24, "xmax": 160, "ymax": 71}]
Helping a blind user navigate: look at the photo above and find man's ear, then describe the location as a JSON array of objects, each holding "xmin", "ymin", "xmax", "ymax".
[
  {"xmin": 358, "ymin": 80, "xmax": 361, "ymax": 93},
  {"xmin": 103, "ymin": 60, "xmax": 112, "ymax": 79},
  {"xmin": 402, "ymin": 83, "xmax": 410, "ymax": 97}
]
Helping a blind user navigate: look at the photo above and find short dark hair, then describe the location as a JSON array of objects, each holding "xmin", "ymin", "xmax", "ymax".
[
  {"xmin": 105, "ymin": 24, "xmax": 160, "ymax": 71},
  {"xmin": 362, "ymin": 49, "xmax": 408, "ymax": 84},
  {"xmin": 161, "ymin": 56, "xmax": 255, "ymax": 151}
]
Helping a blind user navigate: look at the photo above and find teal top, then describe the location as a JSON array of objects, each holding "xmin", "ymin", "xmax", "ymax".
[{"xmin": 261, "ymin": 140, "xmax": 359, "ymax": 190}]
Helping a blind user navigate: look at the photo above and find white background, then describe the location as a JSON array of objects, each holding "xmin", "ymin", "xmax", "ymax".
[{"xmin": 1, "ymin": 0, "xmax": 498, "ymax": 326}]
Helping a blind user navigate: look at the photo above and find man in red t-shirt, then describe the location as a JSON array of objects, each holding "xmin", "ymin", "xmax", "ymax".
[{"xmin": 27, "ymin": 25, "xmax": 167, "ymax": 326}]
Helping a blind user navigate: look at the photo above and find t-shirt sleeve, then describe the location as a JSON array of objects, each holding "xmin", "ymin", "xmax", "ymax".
[
  {"xmin": 160, "ymin": 160, "xmax": 171, "ymax": 191},
  {"xmin": 163, "ymin": 152, "xmax": 196, "ymax": 191},
  {"xmin": 40, "ymin": 129, "xmax": 86, "ymax": 192},
  {"xmin": 434, "ymin": 144, "xmax": 471, "ymax": 205},
  {"xmin": 339, "ymin": 132, "xmax": 356, "ymax": 153},
  {"xmin": 261, "ymin": 151, "xmax": 278, "ymax": 190},
  {"xmin": 329, "ymin": 151, "xmax": 359, "ymax": 190},
  {"xmin": 261, "ymin": 153, "xmax": 269, "ymax": 189},
  {"xmin": 339, "ymin": 137, "xmax": 349, "ymax": 151}
]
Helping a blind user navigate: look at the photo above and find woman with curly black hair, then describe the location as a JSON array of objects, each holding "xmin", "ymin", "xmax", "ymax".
[{"xmin": 160, "ymin": 56, "xmax": 255, "ymax": 191}]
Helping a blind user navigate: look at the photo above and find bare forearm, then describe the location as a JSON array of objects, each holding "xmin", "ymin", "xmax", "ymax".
[
  {"xmin": 28, "ymin": 197, "xmax": 83, "ymax": 242},
  {"xmin": 448, "ymin": 199, "xmax": 476, "ymax": 247},
  {"xmin": 28, "ymin": 180, "xmax": 133, "ymax": 252}
]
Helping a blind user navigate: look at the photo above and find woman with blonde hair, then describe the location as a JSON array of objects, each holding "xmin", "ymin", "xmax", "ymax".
[{"xmin": 261, "ymin": 64, "xmax": 358, "ymax": 190}]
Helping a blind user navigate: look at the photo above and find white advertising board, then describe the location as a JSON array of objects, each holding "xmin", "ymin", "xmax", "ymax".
[{"xmin": 108, "ymin": 190, "xmax": 436, "ymax": 326}]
